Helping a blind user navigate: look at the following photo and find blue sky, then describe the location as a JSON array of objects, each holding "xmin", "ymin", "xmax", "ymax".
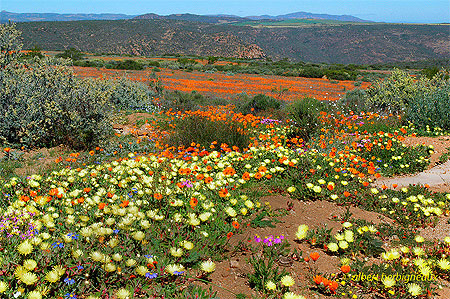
[{"xmin": 2, "ymin": 0, "xmax": 449, "ymax": 23}]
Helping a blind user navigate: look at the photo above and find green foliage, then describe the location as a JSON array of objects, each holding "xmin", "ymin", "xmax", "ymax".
[
  {"xmin": 336, "ymin": 88, "xmax": 368, "ymax": 113},
  {"xmin": 161, "ymin": 91, "xmax": 227, "ymax": 112},
  {"xmin": 241, "ymin": 94, "xmax": 282, "ymax": 115},
  {"xmin": 0, "ymin": 23, "xmax": 22, "ymax": 68},
  {"xmin": 406, "ymin": 83, "xmax": 450, "ymax": 130},
  {"xmin": 56, "ymin": 47, "xmax": 84, "ymax": 61},
  {"xmin": 247, "ymin": 237, "xmax": 290, "ymax": 293},
  {"xmin": 106, "ymin": 77, "xmax": 156, "ymax": 111},
  {"xmin": 105, "ymin": 59, "xmax": 144, "ymax": 70},
  {"xmin": 364, "ymin": 69, "xmax": 432, "ymax": 112},
  {"xmin": 286, "ymin": 97, "xmax": 328, "ymax": 141},
  {"xmin": 22, "ymin": 45, "xmax": 44, "ymax": 59},
  {"xmin": 250, "ymin": 209, "xmax": 281, "ymax": 228},
  {"xmin": 0, "ymin": 58, "xmax": 114, "ymax": 149},
  {"xmin": 165, "ymin": 113, "xmax": 251, "ymax": 150}
]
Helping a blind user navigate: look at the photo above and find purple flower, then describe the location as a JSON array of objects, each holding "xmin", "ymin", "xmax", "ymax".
[
  {"xmin": 145, "ymin": 272, "xmax": 158, "ymax": 279},
  {"xmin": 64, "ymin": 277, "xmax": 75, "ymax": 285},
  {"xmin": 254, "ymin": 235, "xmax": 262, "ymax": 243}
]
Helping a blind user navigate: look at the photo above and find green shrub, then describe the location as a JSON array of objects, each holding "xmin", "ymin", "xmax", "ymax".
[
  {"xmin": 406, "ymin": 83, "xmax": 450, "ymax": 130},
  {"xmin": 0, "ymin": 59, "xmax": 114, "ymax": 149},
  {"xmin": 107, "ymin": 77, "xmax": 156, "ymax": 111},
  {"xmin": 337, "ymin": 88, "xmax": 368, "ymax": 113},
  {"xmin": 241, "ymin": 94, "xmax": 282, "ymax": 115},
  {"xmin": 165, "ymin": 114, "xmax": 251, "ymax": 150},
  {"xmin": 0, "ymin": 23, "xmax": 22, "ymax": 68},
  {"xmin": 161, "ymin": 91, "xmax": 226, "ymax": 111},
  {"xmin": 364, "ymin": 68, "xmax": 432, "ymax": 113},
  {"xmin": 55, "ymin": 47, "xmax": 84, "ymax": 61},
  {"xmin": 286, "ymin": 97, "xmax": 329, "ymax": 141}
]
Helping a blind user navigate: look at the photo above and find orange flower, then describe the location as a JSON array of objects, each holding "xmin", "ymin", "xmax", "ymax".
[
  {"xmin": 20, "ymin": 195, "xmax": 30, "ymax": 202},
  {"xmin": 310, "ymin": 252, "xmax": 320, "ymax": 261},
  {"xmin": 223, "ymin": 167, "xmax": 236, "ymax": 176},
  {"xmin": 189, "ymin": 197, "xmax": 198, "ymax": 209},
  {"xmin": 313, "ymin": 275, "xmax": 323, "ymax": 285},
  {"xmin": 362, "ymin": 181, "xmax": 369, "ymax": 187},
  {"xmin": 343, "ymin": 191, "xmax": 351, "ymax": 197},
  {"xmin": 242, "ymin": 172, "xmax": 250, "ymax": 181},
  {"xmin": 4, "ymin": 147, "xmax": 11, "ymax": 153},
  {"xmin": 392, "ymin": 183, "xmax": 398, "ymax": 188},
  {"xmin": 154, "ymin": 193, "xmax": 163, "ymax": 200},
  {"xmin": 341, "ymin": 265, "xmax": 351, "ymax": 273},
  {"xmin": 98, "ymin": 203, "xmax": 107, "ymax": 209},
  {"xmin": 328, "ymin": 280, "xmax": 339, "ymax": 292},
  {"xmin": 232, "ymin": 221, "xmax": 240, "ymax": 229},
  {"xmin": 218, "ymin": 188, "xmax": 229, "ymax": 197},
  {"xmin": 77, "ymin": 197, "xmax": 85, "ymax": 204},
  {"xmin": 49, "ymin": 188, "xmax": 59, "ymax": 196},
  {"xmin": 84, "ymin": 187, "xmax": 91, "ymax": 193},
  {"xmin": 120, "ymin": 200, "xmax": 129, "ymax": 208},
  {"xmin": 227, "ymin": 232, "xmax": 233, "ymax": 239}
]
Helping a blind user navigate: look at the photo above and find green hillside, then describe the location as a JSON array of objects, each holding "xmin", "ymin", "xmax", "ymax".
[{"xmin": 16, "ymin": 19, "xmax": 450, "ymax": 64}]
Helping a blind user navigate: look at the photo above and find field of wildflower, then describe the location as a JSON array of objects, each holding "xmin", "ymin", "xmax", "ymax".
[{"xmin": 2, "ymin": 23, "xmax": 450, "ymax": 299}]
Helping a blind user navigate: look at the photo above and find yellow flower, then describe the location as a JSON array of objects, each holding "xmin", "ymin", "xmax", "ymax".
[
  {"xmin": 170, "ymin": 247, "xmax": 183, "ymax": 257},
  {"xmin": 23, "ymin": 259, "xmax": 37, "ymax": 271},
  {"xmin": 53, "ymin": 265, "xmax": 65, "ymax": 276},
  {"xmin": 0, "ymin": 281, "xmax": 7, "ymax": 293},
  {"xmin": 112, "ymin": 253, "xmax": 123, "ymax": 261},
  {"xmin": 90, "ymin": 251, "xmax": 106, "ymax": 263},
  {"xmin": 438, "ymin": 258, "xmax": 450, "ymax": 270},
  {"xmin": 115, "ymin": 288, "xmax": 131, "ymax": 299},
  {"xmin": 27, "ymin": 290, "xmax": 42, "ymax": 299},
  {"xmin": 20, "ymin": 272, "xmax": 38, "ymax": 285},
  {"xmin": 266, "ymin": 280, "xmax": 276, "ymax": 291},
  {"xmin": 382, "ymin": 276, "xmax": 396, "ymax": 288},
  {"xmin": 126, "ymin": 259, "xmax": 137, "ymax": 267},
  {"xmin": 296, "ymin": 225, "xmax": 308, "ymax": 240},
  {"xmin": 328, "ymin": 242, "xmax": 339, "ymax": 252},
  {"xmin": 339, "ymin": 240, "xmax": 349, "ymax": 249},
  {"xmin": 200, "ymin": 260, "xmax": 216, "ymax": 273},
  {"xmin": 45, "ymin": 270, "xmax": 60, "ymax": 283},
  {"xmin": 407, "ymin": 283, "xmax": 422, "ymax": 296},
  {"xmin": 415, "ymin": 235, "xmax": 425, "ymax": 243},
  {"xmin": 104, "ymin": 263, "xmax": 116, "ymax": 273},
  {"xmin": 287, "ymin": 186, "xmax": 296, "ymax": 193},
  {"xmin": 280, "ymin": 275, "xmax": 295, "ymax": 287},
  {"xmin": 136, "ymin": 265, "xmax": 148, "ymax": 276},
  {"xmin": 132, "ymin": 231, "xmax": 145, "ymax": 241},
  {"xmin": 17, "ymin": 240, "xmax": 33, "ymax": 255}
]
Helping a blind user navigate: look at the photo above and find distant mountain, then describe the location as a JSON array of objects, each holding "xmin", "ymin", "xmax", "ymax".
[
  {"xmin": 134, "ymin": 13, "xmax": 247, "ymax": 24},
  {"xmin": 0, "ymin": 11, "xmax": 135, "ymax": 23},
  {"xmin": 0, "ymin": 10, "xmax": 371, "ymax": 24},
  {"xmin": 134, "ymin": 12, "xmax": 371, "ymax": 23},
  {"xmin": 246, "ymin": 11, "xmax": 371, "ymax": 22}
]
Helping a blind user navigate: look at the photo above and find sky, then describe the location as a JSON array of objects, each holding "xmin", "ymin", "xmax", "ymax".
[{"xmin": 1, "ymin": 0, "xmax": 449, "ymax": 23}]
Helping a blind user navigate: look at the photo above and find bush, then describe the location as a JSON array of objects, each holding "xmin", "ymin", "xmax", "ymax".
[
  {"xmin": 241, "ymin": 94, "xmax": 282, "ymax": 115},
  {"xmin": 55, "ymin": 47, "xmax": 84, "ymax": 61},
  {"xmin": 406, "ymin": 84, "xmax": 450, "ymax": 130},
  {"xmin": 364, "ymin": 69, "xmax": 431, "ymax": 113},
  {"xmin": 286, "ymin": 97, "xmax": 329, "ymax": 141},
  {"xmin": 0, "ymin": 58, "xmax": 114, "ymax": 149},
  {"xmin": 166, "ymin": 113, "xmax": 251, "ymax": 150},
  {"xmin": 0, "ymin": 23, "xmax": 22, "ymax": 68},
  {"xmin": 161, "ymin": 91, "xmax": 226, "ymax": 111},
  {"xmin": 336, "ymin": 88, "xmax": 368, "ymax": 113},
  {"xmin": 107, "ymin": 77, "xmax": 156, "ymax": 111}
]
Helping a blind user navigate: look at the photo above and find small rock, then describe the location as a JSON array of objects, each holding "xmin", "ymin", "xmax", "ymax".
[{"xmin": 230, "ymin": 259, "xmax": 240, "ymax": 268}]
